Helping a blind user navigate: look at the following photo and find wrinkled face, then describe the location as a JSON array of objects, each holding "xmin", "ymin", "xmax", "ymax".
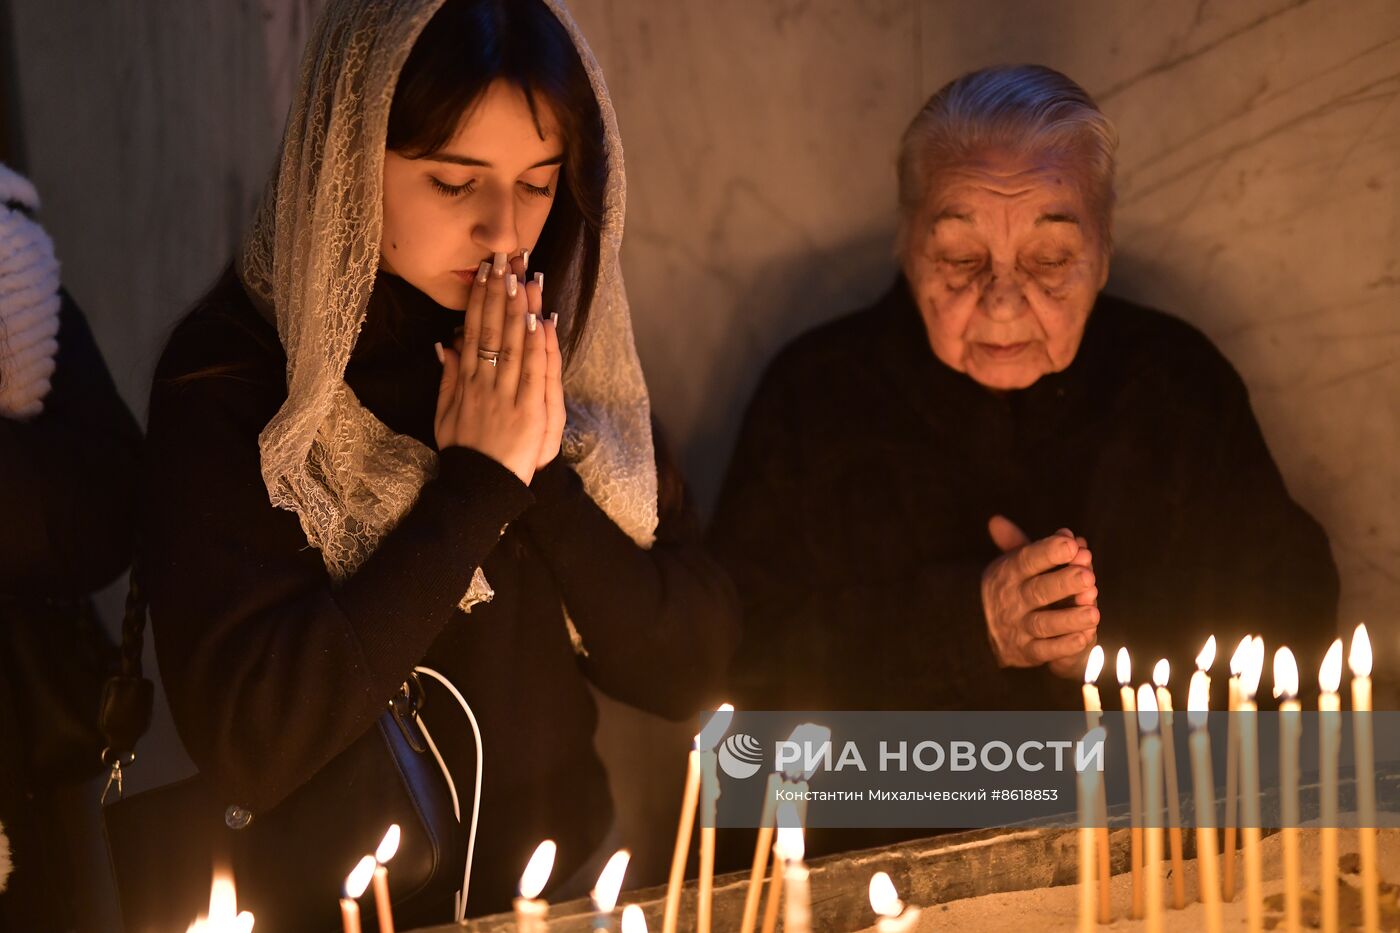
[
  {"xmin": 381, "ymin": 79, "xmax": 564, "ymax": 310},
  {"xmin": 901, "ymin": 149, "xmax": 1109, "ymax": 390}
]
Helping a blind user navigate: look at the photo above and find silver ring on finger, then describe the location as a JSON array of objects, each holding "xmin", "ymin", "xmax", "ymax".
[{"xmin": 477, "ymin": 348, "xmax": 500, "ymax": 366}]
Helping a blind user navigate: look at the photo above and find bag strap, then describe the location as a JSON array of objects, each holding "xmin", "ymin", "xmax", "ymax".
[{"xmin": 98, "ymin": 563, "xmax": 155, "ymax": 800}]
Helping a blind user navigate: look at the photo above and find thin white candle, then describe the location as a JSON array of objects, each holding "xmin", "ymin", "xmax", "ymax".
[
  {"xmin": 1077, "ymin": 726, "xmax": 1106, "ymax": 933},
  {"xmin": 1153, "ymin": 659, "xmax": 1187, "ymax": 910},
  {"xmin": 1082, "ymin": 647, "xmax": 1111, "ymax": 923},
  {"xmin": 1138, "ymin": 685, "xmax": 1163, "ymax": 933},
  {"xmin": 514, "ymin": 839, "xmax": 556, "ymax": 933},
  {"xmin": 1194, "ymin": 636, "xmax": 1217, "ymax": 907},
  {"xmin": 1239, "ymin": 636, "xmax": 1265, "ymax": 933},
  {"xmin": 663, "ymin": 739, "xmax": 700, "ymax": 933},
  {"xmin": 774, "ymin": 805, "xmax": 810, "ymax": 933},
  {"xmin": 1223, "ymin": 634, "xmax": 1251, "ymax": 902},
  {"xmin": 1351, "ymin": 623, "xmax": 1379, "ymax": 933},
  {"xmin": 1118, "ymin": 648, "xmax": 1145, "ymax": 919},
  {"xmin": 1320, "ymin": 638, "xmax": 1344, "ymax": 933},
  {"xmin": 1188, "ymin": 671, "xmax": 1224, "ymax": 933},
  {"xmin": 1274, "ymin": 649, "xmax": 1302, "ymax": 933},
  {"xmin": 869, "ymin": 871, "xmax": 921, "ymax": 933}
]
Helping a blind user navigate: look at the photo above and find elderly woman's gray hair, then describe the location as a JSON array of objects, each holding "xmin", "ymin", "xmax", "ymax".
[{"xmin": 896, "ymin": 64, "xmax": 1119, "ymax": 255}]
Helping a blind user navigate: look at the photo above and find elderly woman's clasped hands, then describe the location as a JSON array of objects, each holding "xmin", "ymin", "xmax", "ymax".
[
  {"xmin": 435, "ymin": 250, "xmax": 565, "ymax": 486},
  {"xmin": 981, "ymin": 515, "xmax": 1099, "ymax": 678}
]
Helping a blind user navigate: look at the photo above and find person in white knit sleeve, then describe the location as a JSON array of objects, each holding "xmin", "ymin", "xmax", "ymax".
[{"xmin": 0, "ymin": 161, "xmax": 142, "ymax": 932}]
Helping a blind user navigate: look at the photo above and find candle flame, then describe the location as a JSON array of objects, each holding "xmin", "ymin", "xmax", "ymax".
[
  {"xmin": 1320, "ymin": 638, "xmax": 1344, "ymax": 694},
  {"xmin": 1116, "ymin": 647, "xmax": 1131, "ymax": 686},
  {"xmin": 696, "ymin": 703, "xmax": 735, "ymax": 752},
  {"xmin": 375, "ymin": 824, "xmax": 400, "ymax": 864},
  {"xmin": 1273, "ymin": 647, "xmax": 1299, "ymax": 700},
  {"xmin": 774, "ymin": 824, "xmax": 805, "ymax": 863},
  {"xmin": 344, "ymin": 855, "xmax": 376, "ymax": 900},
  {"xmin": 1084, "ymin": 645, "xmax": 1104, "ymax": 683},
  {"xmin": 186, "ymin": 871, "xmax": 254, "ymax": 932},
  {"xmin": 519, "ymin": 839, "xmax": 557, "ymax": 900},
  {"xmin": 869, "ymin": 871, "xmax": 903, "ymax": 918},
  {"xmin": 1152, "ymin": 658, "xmax": 1169, "ymax": 688},
  {"xmin": 621, "ymin": 904, "xmax": 649, "ymax": 933},
  {"xmin": 1196, "ymin": 635, "xmax": 1217, "ymax": 671},
  {"xmin": 591, "ymin": 849, "xmax": 631, "ymax": 913},
  {"xmin": 1229, "ymin": 634, "xmax": 1252, "ymax": 677},
  {"xmin": 1350, "ymin": 623, "xmax": 1373, "ymax": 678},
  {"xmin": 1187, "ymin": 670, "xmax": 1209, "ymax": 729},
  {"xmin": 1239, "ymin": 635, "xmax": 1264, "ymax": 699},
  {"xmin": 1137, "ymin": 683, "xmax": 1159, "ymax": 732}
]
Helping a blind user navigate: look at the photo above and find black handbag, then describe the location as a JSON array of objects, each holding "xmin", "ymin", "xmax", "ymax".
[
  {"xmin": 98, "ymin": 567, "xmax": 471, "ymax": 933},
  {"xmin": 0, "ymin": 593, "xmax": 115, "ymax": 785}
]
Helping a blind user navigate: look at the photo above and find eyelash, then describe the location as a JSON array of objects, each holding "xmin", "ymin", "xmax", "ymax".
[{"xmin": 428, "ymin": 177, "xmax": 553, "ymax": 199}]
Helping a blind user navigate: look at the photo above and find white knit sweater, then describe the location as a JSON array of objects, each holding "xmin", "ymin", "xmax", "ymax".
[{"xmin": 0, "ymin": 163, "xmax": 61, "ymax": 420}]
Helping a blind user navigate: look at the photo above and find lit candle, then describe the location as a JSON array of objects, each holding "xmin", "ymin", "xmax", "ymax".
[
  {"xmin": 1081, "ymin": 647, "xmax": 1111, "ymax": 923},
  {"xmin": 1194, "ymin": 636, "xmax": 1218, "ymax": 907},
  {"xmin": 1320, "ymin": 638, "xmax": 1344, "ymax": 933},
  {"xmin": 773, "ymin": 805, "xmax": 810, "ymax": 933},
  {"xmin": 1350, "ymin": 623, "xmax": 1379, "ymax": 933},
  {"xmin": 663, "ymin": 736, "xmax": 700, "ymax": 933},
  {"xmin": 1077, "ymin": 726, "xmax": 1106, "ymax": 933},
  {"xmin": 188, "ymin": 871, "xmax": 255, "ymax": 933},
  {"xmin": 1118, "ymin": 648, "xmax": 1145, "ymax": 919},
  {"xmin": 1239, "ymin": 636, "xmax": 1265, "ymax": 933},
  {"xmin": 742, "ymin": 723, "xmax": 828, "ymax": 933},
  {"xmin": 1187, "ymin": 671, "xmax": 1224, "ymax": 933},
  {"xmin": 592, "ymin": 849, "xmax": 632, "ymax": 931},
  {"xmin": 1274, "ymin": 648, "xmax": 1302, "ymax": 933},
  {"xmin": 869, "ymin": 871, "xmax": 921, "ymax": 933},
  {"xmin": 1153, "ymin": 660, "xmax": 1187, "ymax": 910},
  {"xmin": 696, "ymin": 704, "xmax": 734, "ymax": 933},
  {"xmin": 1223, "ymin": 634, "xmax": 1251, "ymax": 902},
  {"xmin": 370, "ymin": 824, "xmax": 399, "ymax": 933},
  {"xmin": 514, "ymin": 839, "xmax": 556, "ymax": 933},
  {"xmin": 341, "ymin": 856, "xmax": 375, "ymax": 933},
  {"xmin": 621, "ymin": 904, "xmax": 649, "ymax": 933},
  {"xmin": 1138, "ymin": 684, "xmax": 1163, "ymax": 933}
]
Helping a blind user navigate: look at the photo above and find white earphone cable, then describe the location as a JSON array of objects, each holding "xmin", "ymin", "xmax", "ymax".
[{"xmin": 412, "ymin": 665, "xmax": 483, "ymax": 924}]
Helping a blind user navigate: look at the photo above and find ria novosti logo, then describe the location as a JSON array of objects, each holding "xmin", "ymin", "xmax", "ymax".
[{"xmin": 717, "ymin": 733, "xmax": 765, "ymax": 779}]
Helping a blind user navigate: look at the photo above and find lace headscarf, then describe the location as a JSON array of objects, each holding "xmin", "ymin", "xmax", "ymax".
[{"xmin": 238, "ymin": 0, "xmax": 657, "ymax": 611}]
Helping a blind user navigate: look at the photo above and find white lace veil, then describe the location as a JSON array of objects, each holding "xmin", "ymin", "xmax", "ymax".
[{"xmin": 237, "ymin": 0, "xmax": 657, "ymax": 611}]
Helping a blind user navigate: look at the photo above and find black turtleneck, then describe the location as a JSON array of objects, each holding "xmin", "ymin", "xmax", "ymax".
[
  {"xmin": 709, "ymin": 279, "xmax": 1339, "ymax": 715},
  {"xmin": 143, "ymin": 268, "xmax": 739, "ymax": 917}
]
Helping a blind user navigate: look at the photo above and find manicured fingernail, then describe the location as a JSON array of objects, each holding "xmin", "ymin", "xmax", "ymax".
[
  {"xmin": 507, "ymin": 273, "xmax": 518, "ymax": 297},
  {"xmin": 548, "ymin": 311, "xmax": 559, "ymax": 327},
  {"xmin": 477, "ymin": 260, "xmax": 491, "ymax": 284},
  {"xmin": 533, "ymin": 271, "xmax": 544, "ymax": 290},
  {"xmin": 493, "ymin": 251, "xmax": 508, "ymax": 276},
  {"xmin": 434, "ymin": 341, "xmax": 445, "ymax": 363},
  {"xmin": 522, "ymin": 248, "xmax": 530, "ymax": 270},
  {"xmin": 527, "ymin": 312, "xmax": 538, "ymax": 333}
]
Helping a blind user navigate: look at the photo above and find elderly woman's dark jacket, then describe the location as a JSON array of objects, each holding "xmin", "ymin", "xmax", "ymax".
[{"xmin": 710, "ymin": 280, "xmax": 1339, "ymax": 715}]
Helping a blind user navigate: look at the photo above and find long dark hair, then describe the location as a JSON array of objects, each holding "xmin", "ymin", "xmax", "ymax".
[{"xmin": 384, "ymin": 0, "xmax": 606, "ymax": 360}]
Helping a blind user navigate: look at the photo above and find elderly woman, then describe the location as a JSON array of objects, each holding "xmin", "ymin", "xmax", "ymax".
[{"xmin": 710, "ymin": 64, "xmax": 1338, "ymax": 716}]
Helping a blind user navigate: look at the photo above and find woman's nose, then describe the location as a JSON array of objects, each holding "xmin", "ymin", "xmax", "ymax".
[
  {"xmin": 471, "ymin": 187, "xmax": 520, "ymax": 256},
  {"xmin": 979, "ymin": 267, "xmax": 1028, "ymax": 321}
]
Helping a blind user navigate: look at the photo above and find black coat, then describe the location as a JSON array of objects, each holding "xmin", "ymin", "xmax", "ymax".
[
  {"xmin": 142, "ymin": 269, "xmax": 739, "ymax": 917},
  {"xmin": 710, "ymin": 280, "xmax": 1340, "ymax": 713},
  {"xmin": 0, "ymin": 289, "xmax": 142, "ymax": 931}
]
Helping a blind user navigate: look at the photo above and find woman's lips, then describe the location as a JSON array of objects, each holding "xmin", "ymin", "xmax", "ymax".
[{"xmin": 976, "ymin": 341, "xmax": 1031, "ymax": 360}]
